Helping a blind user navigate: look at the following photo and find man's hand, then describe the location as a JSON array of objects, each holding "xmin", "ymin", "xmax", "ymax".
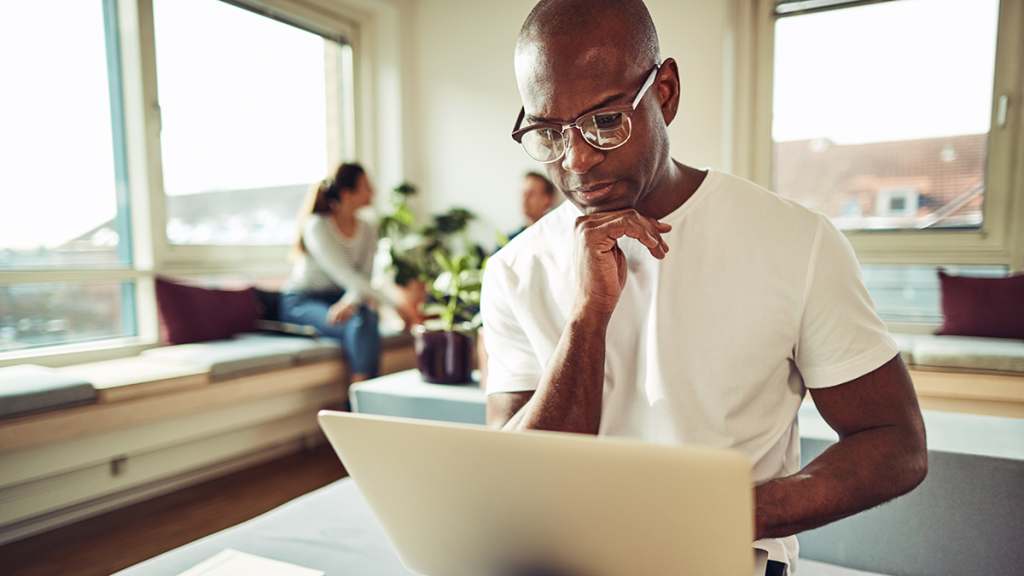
[
  {"xmin": 572, "ymin": 209, "xmax": 671, "ymax": 317},
  {"xmin": 487, "ymin": 210, "xmax": 672, "ymax": 433}
]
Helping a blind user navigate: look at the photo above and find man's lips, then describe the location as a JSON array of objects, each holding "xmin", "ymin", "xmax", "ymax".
[{"xmin": 572, "ymin": 182, "xmax": 616, "ymax": 203}]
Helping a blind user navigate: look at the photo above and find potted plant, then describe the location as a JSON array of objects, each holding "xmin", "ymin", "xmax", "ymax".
[
  {"xmin": 414, "ymin": 251, "xmax": 486, "ymax": 384},
  {"xmin": 378, "ymin": 183, "xmax": 482, "ymax": 319}
]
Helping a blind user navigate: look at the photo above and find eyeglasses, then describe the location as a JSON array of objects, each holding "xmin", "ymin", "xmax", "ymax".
[{"xmin": 511, "ymin": 65, "xmax": 661, "ymax": 164}]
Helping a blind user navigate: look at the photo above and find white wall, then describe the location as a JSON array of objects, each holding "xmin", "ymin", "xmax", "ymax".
[{"xmin": 405, "ymin": 0, "xmax": 736, "ymax": 245}]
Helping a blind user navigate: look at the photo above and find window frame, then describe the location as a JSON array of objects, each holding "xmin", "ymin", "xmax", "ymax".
[
  {"xmin": 146, "ymin": 0, "xmax": 359, "ymax": 272},
  {"xmin": 741, "ymin": 0, "xmax": 1024, "ymax": 270},
  {"xmin": 0, "ymin": 0, "xmax": 384, "ymax": 368}
]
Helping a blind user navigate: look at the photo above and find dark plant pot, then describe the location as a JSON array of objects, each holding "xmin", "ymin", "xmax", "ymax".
[{"xmin": 413, "ymin": 325, "xmax": 474, "ymax": 384}]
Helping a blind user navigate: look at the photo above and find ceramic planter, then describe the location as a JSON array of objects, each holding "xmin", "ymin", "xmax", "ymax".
[{"xmin": 412, "ymin": 325, "xmax": 474, "ymax": 384}]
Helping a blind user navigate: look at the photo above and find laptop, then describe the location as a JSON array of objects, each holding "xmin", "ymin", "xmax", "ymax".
[{"xmin": 317, "ymin": 410, "xmax": 757, "ymax": 576}]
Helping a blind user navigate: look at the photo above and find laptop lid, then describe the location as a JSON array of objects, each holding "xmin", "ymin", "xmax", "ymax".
[{"xmin": 317, "ymin": 410, "xmax": 754, "ymax": 576}]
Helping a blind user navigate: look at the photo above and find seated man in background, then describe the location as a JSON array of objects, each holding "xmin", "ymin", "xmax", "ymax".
[
  {"xmin": 508, "ymin": 171, "xmax": 557, "ymax": 241},
  {"xmin": 481, "ymin": 0, "xmax": 928, "ymax": 574}
]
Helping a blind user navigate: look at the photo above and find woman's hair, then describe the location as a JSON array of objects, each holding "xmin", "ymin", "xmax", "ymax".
[{"xmin": 289, "ymin": 163, "xmax": 366, "ymax": 261}]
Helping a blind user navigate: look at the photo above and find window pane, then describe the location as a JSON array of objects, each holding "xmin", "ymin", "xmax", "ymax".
[
  {"xmin": 0, "ymin": 0, "xmax": 130, "ymax": 269},
  {"xmin": 772, "ymin": 0, "xmax": 1000, "ymax": 231},
  {"xmin": 0, "ymin": 282, "xmax": 136, "ymax": 353},
  {"xmin": 154, "ymin": 0, "xmax": 342, "ymax": 246},
  {"xmin": 862, "ymin": 264, "xmax": 1007, "ymax": 323}
]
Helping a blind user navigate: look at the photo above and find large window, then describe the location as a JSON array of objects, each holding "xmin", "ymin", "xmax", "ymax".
[
  {"xmin": 762, "ymin": 0, "xmax": 1023, "ymax": 269},
  {"xmin": 153, "ymin": 0, "xmax": 351, "ymax": 247},
  {"xmin": 0, "ymin": 0, "xmax": 356, "ymax": 363},
  {"xmin": 773, "ymin": 0, "xmax": 999, "ymax": 231},
  {"xmin": 0, "ymin": 0, "xmax": 136, "ymax": 352}
]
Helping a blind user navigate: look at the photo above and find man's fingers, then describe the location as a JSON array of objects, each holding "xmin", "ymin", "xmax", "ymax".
[{"xmin": 577, "ymin": 210, "xmax": 670, "ymax": 259}]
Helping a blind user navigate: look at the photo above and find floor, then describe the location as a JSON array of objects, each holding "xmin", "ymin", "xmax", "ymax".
[{"xmin": 0, "ymin": 444, "xmax": 347, "ymax": 576}]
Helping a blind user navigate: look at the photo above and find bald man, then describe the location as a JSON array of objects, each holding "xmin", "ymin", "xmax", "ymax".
[{"xmin": 481, "ymin": 0, "xmax": 927, "ymax": 573}]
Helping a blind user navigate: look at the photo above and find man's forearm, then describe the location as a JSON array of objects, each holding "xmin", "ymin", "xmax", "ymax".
[
  {"xmin": 503, "ymin": 312, "xmax": 610, "ymax": 434},
  {"xmin": 754, "ymin": 423, "xmax": 928, "ymax": 539}
]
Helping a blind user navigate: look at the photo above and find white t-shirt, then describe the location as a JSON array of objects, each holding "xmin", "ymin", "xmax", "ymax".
[{"xmin": 481, "ymin": 169, "xmax": 898, "ymax": 567}]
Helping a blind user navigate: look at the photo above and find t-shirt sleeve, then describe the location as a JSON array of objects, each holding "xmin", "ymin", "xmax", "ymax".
[
  {"xmin": 480, "ymin": 256, "xmax": 544, "ymax": 394},
  {"xmin": 795, "ymin": 214, "xmax": 899, "ymax": 389}
]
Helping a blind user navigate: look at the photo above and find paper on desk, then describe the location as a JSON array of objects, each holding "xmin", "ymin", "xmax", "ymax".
[{"xmin": 175, "ymin": 549, "xmax": 325, "ymax": 576}]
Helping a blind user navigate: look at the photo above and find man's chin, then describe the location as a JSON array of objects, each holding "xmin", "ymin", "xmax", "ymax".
[{"xmin": 569, "ymin": 197, "xmax": 633, "ymax": 215}]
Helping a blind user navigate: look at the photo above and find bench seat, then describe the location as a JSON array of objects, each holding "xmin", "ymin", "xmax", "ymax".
[
  {"xmin": 0, "ymin": 331, "xmax": 417, "ymax": 546},
  {"xmin": 890, "ymin": 332, "xmax": 1024, "ymax": 418}
]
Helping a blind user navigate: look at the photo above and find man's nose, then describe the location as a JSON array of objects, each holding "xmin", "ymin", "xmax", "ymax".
[{"xmin": 561, "ymin": 128, "xmax": 602, "ymax": 174}]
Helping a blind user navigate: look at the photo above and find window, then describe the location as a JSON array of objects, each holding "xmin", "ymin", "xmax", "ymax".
[
  {"xmin": 773, "ymin": 0, "xmax": 998, "ymax": 231},
  {"xmin": 760, "ymin": 0, "xmax": 1023, "ymax": 269},
  {"xmin": 0, "ymin": 0, "xmax": 131, "ymax": 270},
  {"xmin": 0, "ymin": 0, "xmax": 359, "ymax": 365},
  {"xmin": 0, "ymin": 0, "xmax": 137, "ymax": 352},
  {"xmin": 153, "ymin": 0, "xmax": 352, "ymax": 247},
  {"xmin": 863, "ymin": 264, "xmax": 1007, "ymax": 325}
]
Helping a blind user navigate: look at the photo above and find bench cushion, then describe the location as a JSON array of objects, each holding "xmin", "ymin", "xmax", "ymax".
[
  {"xmin": 911, "ymin": 335, "xmax": 1024, "ymax": 374},
  {"xmin": 0, "ymin": 365, "xmax": 97, "ymax": 419},
  {"xmin": 233, "ymin": 333, "xmax": 343, "ymax": 364},
  {"xmin": 141, "ymin": 340, "xmax": 295, "ymax": 380}
]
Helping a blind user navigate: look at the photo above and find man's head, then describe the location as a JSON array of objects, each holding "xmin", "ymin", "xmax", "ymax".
[
  {"xmin": 514, "ymin": 0, "xmax": 680, "ymax": 215},
  {"xmin": 522, "ymin": 171, "xmax": 555, "ymax": 225}
]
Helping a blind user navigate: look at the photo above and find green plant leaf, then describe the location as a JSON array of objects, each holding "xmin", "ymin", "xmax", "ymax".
[{"xmin": 422, "ymin": 302, "xmax": 448, "ymax": 316}]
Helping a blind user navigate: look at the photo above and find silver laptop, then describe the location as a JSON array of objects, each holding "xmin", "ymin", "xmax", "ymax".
[{"xmin": 317, "ymin": 410, "xmax": 756, "ymax": 576}]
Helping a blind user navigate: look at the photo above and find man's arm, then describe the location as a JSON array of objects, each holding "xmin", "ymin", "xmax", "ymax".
[
  {"xmin": 755, "ymin": 354, "xmax": 928, "ymax": 540},
  {"xmin": 486, "ymin": 209, "xmax": 670, "ymax": 433}
]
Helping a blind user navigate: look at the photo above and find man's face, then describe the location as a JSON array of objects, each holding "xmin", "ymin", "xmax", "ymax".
[
  {"xmin": 514, "ymin": 29, "xmax": 671, "ymax": 216},
  {"xmin": 522, "ymin": 176, "xmax": 553, "ymax": 224}
]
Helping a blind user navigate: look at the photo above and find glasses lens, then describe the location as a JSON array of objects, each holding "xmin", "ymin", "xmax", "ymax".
[
  {"xmin": 581, "ymin": 112, "xmax": 631, "ymax": 149},
  {"xmin": 521, "ymin": 128, "xmax": 564, "ymax": 163}
]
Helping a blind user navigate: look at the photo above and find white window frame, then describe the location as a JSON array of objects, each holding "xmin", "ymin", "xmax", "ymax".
[
  {"xmin": 736, "ymin": 0, "xmax": 1024, "ymax": 271},
  {"xmin": 0, "ymin": 0, "xmax": 406, "ymax": 369}
]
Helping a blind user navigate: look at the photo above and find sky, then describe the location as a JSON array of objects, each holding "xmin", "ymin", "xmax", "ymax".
[
  {"xmin": 0, "ymin": 0, "xmax": 1003, "ymax": 251},
  {"xmin": 773, "ymin": 0, "xmax": 1000, "ymax": 144},
  {"xmin": 0, "ymin": 0, "xmax": 328, "ymax": 250}
]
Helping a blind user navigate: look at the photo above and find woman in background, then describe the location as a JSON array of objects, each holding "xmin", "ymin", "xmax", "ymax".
[{"xmin": 282, "ymin": 163, "xmax": 420, "ymax": 382}]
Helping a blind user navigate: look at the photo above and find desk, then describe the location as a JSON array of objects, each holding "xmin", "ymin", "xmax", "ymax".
[{"xmin": 349, "ymin": 369, "xmax": 486, "ymax": 425}]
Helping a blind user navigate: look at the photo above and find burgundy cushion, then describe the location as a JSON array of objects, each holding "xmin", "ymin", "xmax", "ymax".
[
  {"xmin": 155, "ymin": 277, "xmax": 263, "ymax": 345},
  {"xmin": 937, "ymin": 270, "xmax": 1024, "ymax": 340}
]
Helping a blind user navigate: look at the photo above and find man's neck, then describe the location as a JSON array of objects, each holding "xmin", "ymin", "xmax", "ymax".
[{"xmin": 636, "ymin": 160, "xmax": 706, "ymax": 220}]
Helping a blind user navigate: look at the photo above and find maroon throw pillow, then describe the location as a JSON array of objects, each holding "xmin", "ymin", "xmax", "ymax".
[
  {"xmin": 936, "ymin": 270, "xmax": 1024, "ymax": 340},
  {"xmin": 155, "ymin": 277, "xmax": 263, "ymax": 345}
]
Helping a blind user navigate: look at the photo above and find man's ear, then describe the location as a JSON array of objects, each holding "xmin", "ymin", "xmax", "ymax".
[{"xmin": 657, "ymin": 58, "xmax": 681, "ymax": 126}]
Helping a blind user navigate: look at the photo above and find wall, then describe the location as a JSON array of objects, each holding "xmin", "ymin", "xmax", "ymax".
[{"xmin": 405, "ymin": 0, "xmax": 737, "ymax": 245}]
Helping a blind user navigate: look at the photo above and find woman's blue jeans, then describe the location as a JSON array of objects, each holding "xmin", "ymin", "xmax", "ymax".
[{"xmin": 280, "ymin": 291, "xmax": 381, "ymax": 378}]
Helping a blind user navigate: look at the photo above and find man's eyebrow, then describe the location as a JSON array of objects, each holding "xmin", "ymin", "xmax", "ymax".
[{"xmin": 525, "ymin": 91, "xmax": 629, "ymax": 124}]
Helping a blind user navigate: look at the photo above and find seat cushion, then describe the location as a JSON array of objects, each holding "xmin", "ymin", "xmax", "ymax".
[
  {"xmin": 0, "ymin": 365, "xmax": 97, "ymax": 419},
  {"xmin": 142, "ymin": 340, "xmax": 295, "ymax": 380},
  {"xmin": 233, "ymin": 333, "xmax": 343, "ymax": 364},
  {"xmin": 911, "ymin": 335, "xmax": 1024, "ymax": 373}
]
